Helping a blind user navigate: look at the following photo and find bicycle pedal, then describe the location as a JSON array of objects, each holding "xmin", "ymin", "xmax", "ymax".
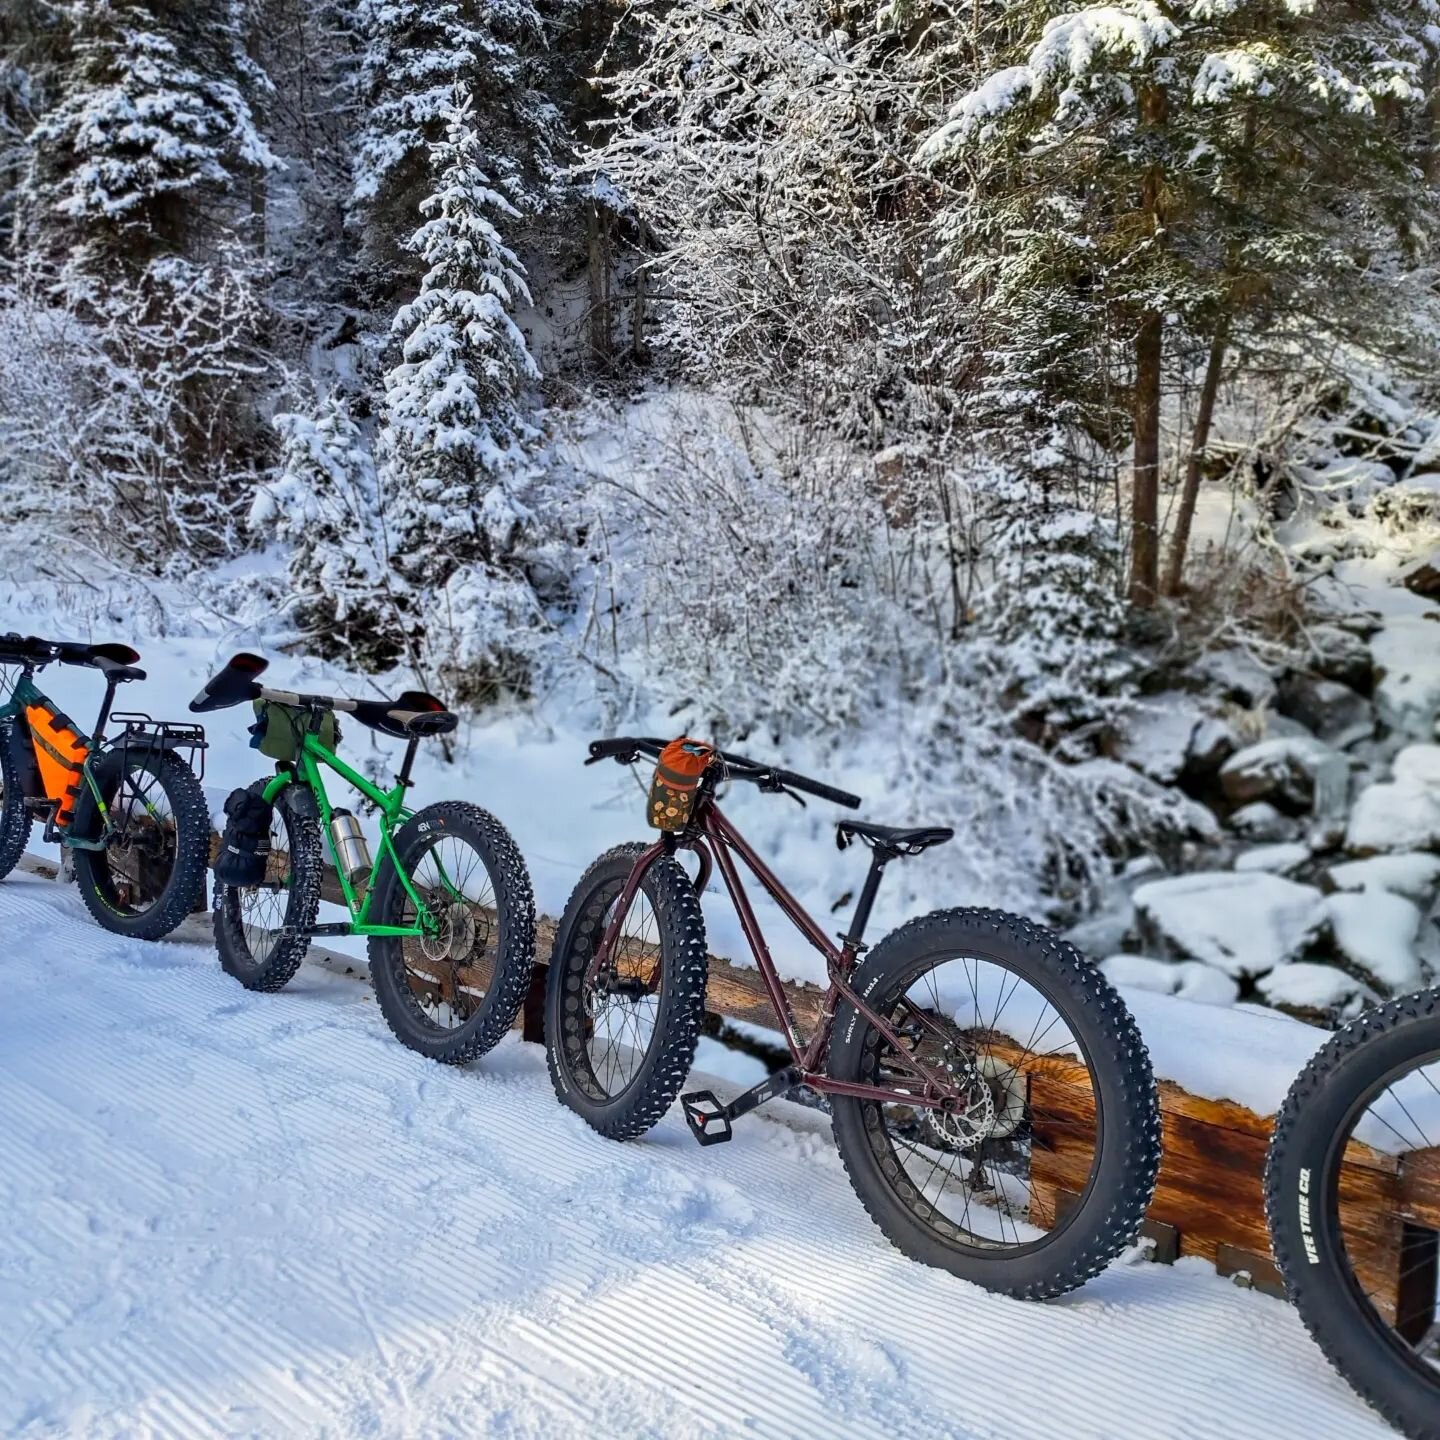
[{"xmin": 681, "ymin": 1091, "xmax": 733, "ymax": 1146}]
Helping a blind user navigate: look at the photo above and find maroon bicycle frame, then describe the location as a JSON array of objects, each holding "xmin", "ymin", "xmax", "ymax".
[{"xmin": 585, "ymin": 781, "xmax": 963, "ymax": 1111}]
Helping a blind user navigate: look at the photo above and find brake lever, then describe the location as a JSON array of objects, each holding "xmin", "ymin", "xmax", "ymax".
[{"xmin": 757, "ymin": 773, "xmax": 806, "ymax": 808}]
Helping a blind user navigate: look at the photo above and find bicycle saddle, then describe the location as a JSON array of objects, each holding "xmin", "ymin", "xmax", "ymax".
[
  {"xmin": 351, "ymin": 693, "xmax": 459, "ymax": 739},
  {"xmin": 836, "ymin": 820, "xmax": 955, "ymax": 856}
]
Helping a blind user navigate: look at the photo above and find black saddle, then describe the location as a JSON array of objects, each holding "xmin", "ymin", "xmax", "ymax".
[
  {"xmin": 836, "ymin": 819, "xmax": 954, "ymax": 856},
  {"xmin": 351, "ymin": 694, "xmax": 459, "ymax": 739}
]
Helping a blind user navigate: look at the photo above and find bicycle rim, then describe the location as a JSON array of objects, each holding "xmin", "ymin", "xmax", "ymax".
[
  {"xmin": 394, "ymin": 833, "xmax": 500, "ymax": 1033},
  {"xmin": 856, "ymin": 951, "xmax": 1104, "ymax": 1254}
]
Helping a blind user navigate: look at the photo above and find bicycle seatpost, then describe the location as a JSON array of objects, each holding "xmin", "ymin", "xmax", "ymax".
[{"xmin": 842, "ymin": 849, "xmax": 891, "ymax": 952}]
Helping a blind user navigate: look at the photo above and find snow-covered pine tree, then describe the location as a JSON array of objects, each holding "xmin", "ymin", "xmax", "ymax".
[
  {"xmin": 0, "ymin": 3, "xmax": 64, "ymax": 256},
  {"xmin": 17, "ymin": 0, "xmax": 280, "ymax": 567},
  {"xmin": 379, "ymin": 93, "xmax": 542, "ymax": 698},
  {"xmin": 257, "ymin": 394, "xmax": 410, "ymax": 668},
  {"xmin": 918, "ymin": 0, "xmax": 1440, "ymax": 604},
  {"xmin": 24, "ymin": 0, "xmax": 275, "ymax": 283},
  {"xmin": 348, "ymin": 0, "xmax": 549, "ymax": 297}
]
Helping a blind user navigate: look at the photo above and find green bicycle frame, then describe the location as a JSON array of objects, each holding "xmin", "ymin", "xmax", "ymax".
[{"xmin": 262, "ymin": 733, "xmax": 437, "ymax": 939}]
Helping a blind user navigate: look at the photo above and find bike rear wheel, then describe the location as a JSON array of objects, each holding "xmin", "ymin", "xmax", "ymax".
[
  {"xmin": 1266, "ymin": 992, "xmax": 1440, "ymax": 1440},
  {"xmin": 828, "ymin": 908, "xmax": 1161, "ymax": 1299},
  {"xmin": 71, "ymin": 748, "xmax": 209, "ymax": 940},
  {"xmin": 545, "ymin": 842, "xmax": 708, "ymax": 1140},
  {"xmin": 213, "ymin": 790, "xmax": 322, "ymax": 991},
  {"xmin": 369, "ymin": 801, "xmax": 536, "ymax": 1064}
]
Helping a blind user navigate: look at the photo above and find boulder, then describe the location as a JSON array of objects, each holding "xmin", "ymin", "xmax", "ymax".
[
  {"xmin": 1219, "ymin": 735, "xmax": 1343, "ymax": 813},
  {"xmin": 1276, "ymin": 674, "xmax": 1374, "ymax": 748},
  {"xmin": 1196, "ymin": 647, "xmax": 1276, "ymax": 709},
  {"xmin": 1309, "ymin": 624, "xmax": 1376, "ymax": 691},
  {"xmin": 1402, "ymin": 554, "xmax": 1440, "ymax": 599},
  {"xmin": 1257, "ymin": 963, "xmax": 1371, "ymax": 1023},
  {"xmin": 1133, "ymin": 871, "xmax": 1328, "ymax": 977},
  {"xmin": 1346, "ymin": 747, "xmax": 1440, "ymax": 854},
  {"xmin": 1234, "ymin": 842, "xmax": 1310, "ymax": 876},
  {"xmin": 1187, "ymin": 715, "xmax": 1238, "ymax": 774},
  {"xmin": 1372, "ymin": 616, "xmax": 1440, "ymax": 739},
  {"xmin": 1100, "ymin": 954, "xmax": 1239, "ymax": 1007},
  {"xmin": 1327, "ymin": 852, "xmax": 1440, "ymax": 902},
  {"xmin": 1228, "ymin": 801, "xmax": 1298, "ymax": 842},
  {"xmin": 1325, "ymin": 891, "xmax": 1423, "ymax": 994}
]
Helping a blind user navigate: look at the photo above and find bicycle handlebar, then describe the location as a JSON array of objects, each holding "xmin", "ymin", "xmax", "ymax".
[
  {"xmin": 586, "ymin": 736, "xmax": 862, "ymax": 810},
  {"xmin": 0, "ymin": 633, "xmax": 142, "ymax": 672}
]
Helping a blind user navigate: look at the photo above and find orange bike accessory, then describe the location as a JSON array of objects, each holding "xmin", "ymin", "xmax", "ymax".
[
  {"xmin": 647, "ymin": 738, "xmax": 716, "ymax": 832},
  {"xmin": 25, "ymin": 702, "xmax": 90, "ymax": 827}
]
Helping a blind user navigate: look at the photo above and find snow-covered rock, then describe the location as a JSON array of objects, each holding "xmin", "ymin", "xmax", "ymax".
[
  {"xmin": 1257, "ymin": 963, "xmax": 1370, "ymax": 1018},
  {"xmin": 1325, "ymin": 890, "xmax": 1423, "ymax": 992},
  {"xmin": 1346, "ymin": 782, "xmax": 1440, "ymax": 853},
  {"xmin": 1228, "ymin": 801, "xmax": 1297, "ymax": 841},
  {"xmin": 1116, "ymin": 694, "xmax": 1205, "ymax": 784},
  {"xmin": 1101, "ymin": 954, "xmax": 1240, "ymax": 1006},
  {"xmin": 1308, "ymin": 623, "xmax": 1375, "ymax": 690},
  {"xmin": 1234, "ymin": 842, "xmax": 1310, "ymax": 875},
  {"xmin": 1371, "ymin": 616, "xmax": 1440, "ymax": 739},
  {"xmin": 1346, "ymin": 748, "xmax": 1440, "ymax": 854},
  {"xmin": 1196, "ymin": 647, "xmax": 1276, "ymax": 708},
  {"xmin": 1328, "ymin": 852, "xmax": 1440, "ymax": 902},
  {"xmin": 1220, "ymin": 735, "xmax": 1341, "ymax": 812},
  {"xmin": 1132, "ymin": 871, "xmax": 1328, "ymax": 977},
  {"xmin": 1187, "ymin": 714, "xmax": 1238, "ymax": 774},
  {"xmin": 1276, "ymin": 674, "xmax": 1373, "ymax": 747}
]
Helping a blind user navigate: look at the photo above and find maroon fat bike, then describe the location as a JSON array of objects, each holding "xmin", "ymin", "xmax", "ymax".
[{"xmin": 545, "ymin": 737, "xmax": 1162, "ymax": 1299}]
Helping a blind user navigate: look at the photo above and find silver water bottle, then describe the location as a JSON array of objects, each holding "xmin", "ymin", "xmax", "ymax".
[{"xmin": 329, "ymin": 808, "xmax": 372, "ymax": 885}]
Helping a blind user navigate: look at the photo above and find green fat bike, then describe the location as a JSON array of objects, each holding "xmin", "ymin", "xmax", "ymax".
[
  {"xmin": 190, "ymin": 653, "xmax": 536, "ymax": 1064},
  {"xmin": 0, "ymin": 632, "xmax": 210, "ymax": 939}
]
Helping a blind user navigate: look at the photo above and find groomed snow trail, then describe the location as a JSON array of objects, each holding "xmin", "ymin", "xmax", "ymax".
[{"xmin": 0, "ymin": 873, "xmax": 1390, "ymax": 1440}]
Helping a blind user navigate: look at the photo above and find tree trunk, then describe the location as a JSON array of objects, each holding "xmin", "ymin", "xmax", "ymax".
[
  {"xmin": 587, "ymin": 203, "xmax": 612, "ymax": 361},
  {"xmin": 1162, "ymin": 318, "xmax": 1228, "ymax": 597},
  {"xmin": 1129, "ymin": 307, "xmax": 1163, "ymax": 607}
]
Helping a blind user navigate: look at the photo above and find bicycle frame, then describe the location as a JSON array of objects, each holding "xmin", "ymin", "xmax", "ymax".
[
  {"xmin": 261, "ymin": 733, "xmax": 437, "ymax": 939},
  {"xmin": 0, "ymin": 667, "xmax": 189, "ymax": 852},
  {"xmin": 590, "ymin": 780, "xmax": 965, "ymax": 1113}
]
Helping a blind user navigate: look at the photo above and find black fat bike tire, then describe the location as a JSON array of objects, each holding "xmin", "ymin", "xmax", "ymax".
[
  {"xmin": 213, "ymin": 789, "xmax": 323, "ymax": 992},
  {"xmin": 1265, "ymin": 991, "xmax": 1440, "ymax": 1440},
  {"xmin": 827, "ymin": 907, "xmax": 1162, "ymax": 1300},
  {"xmin": 368, "ymin": 801, "xmax": 537, "ymax": 1065},
  {"xmin": 545, "ymin": 842, "xmax": 708, "ymax": 1140},
  {"xmin": 0, "ymin": 727, "xmax": 33, "ymax": 882},
  {"xmin": 70, "ymin": 747, "xmax": 209, "ymax": 941}
]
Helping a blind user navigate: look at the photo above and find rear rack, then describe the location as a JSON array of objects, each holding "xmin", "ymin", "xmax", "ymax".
[{"xmin": 109, "ymin": 712, "xmax": 209, "ymax": 782}]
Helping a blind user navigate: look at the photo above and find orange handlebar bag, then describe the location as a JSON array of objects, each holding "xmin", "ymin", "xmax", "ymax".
[{"xmin": 647, "ymin": 738, "xmax": 716, "ymax": 832}]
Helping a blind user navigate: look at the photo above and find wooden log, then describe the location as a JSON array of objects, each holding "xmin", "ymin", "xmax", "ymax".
[{"xmin": 206, "ymin": 840, "xmax": 1437, "ymax": 1314}]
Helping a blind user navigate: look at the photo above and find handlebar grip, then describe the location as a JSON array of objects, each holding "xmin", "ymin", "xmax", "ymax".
[
  {"xmin": 779, "ymin": 771, "xmax": 862, "ymax": 810},
  {"xmin": 586, "ymin": 736, "xmax": 666, "ymax": 764}
]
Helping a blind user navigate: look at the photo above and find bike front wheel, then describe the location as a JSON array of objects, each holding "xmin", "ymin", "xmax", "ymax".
[
  {"xmin": 0, "ymin": 726, "xmax": 33, "ymax": 882},
  {"xmin": 827, "ymin": 907, "xmax": 1161, "ymax": 1299},
  {"xmin": 368, "ymin": 801, "xmax": 536, "ymax": 1064},
  {"xmin": 1266, "ymin": 992, "xmax": 1440, "ymax": 1440},
  {"xmin": 213, "ymin": 789, "xmax": 322, "ymax": 991},
  {"xmin": 545, "ymin": 842, "xmax": 708, "ymax": 1140}
]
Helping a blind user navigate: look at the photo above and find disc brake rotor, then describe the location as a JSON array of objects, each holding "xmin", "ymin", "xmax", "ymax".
[
  {"xmin": 910, "ymin": 1015, "xmax": 1026, "ymax": 1153},
  {"xmin": 420, "ymin": 899, "xmax": 478, "ymax": 963}
]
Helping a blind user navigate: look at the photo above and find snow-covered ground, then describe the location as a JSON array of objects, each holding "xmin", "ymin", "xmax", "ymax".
[{"xmin": 0, "ymin": 869, "xmax": 1391, "ymax": 1439}]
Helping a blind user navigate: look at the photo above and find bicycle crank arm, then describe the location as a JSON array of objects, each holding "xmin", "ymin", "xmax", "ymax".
[{"xmin": 681, "ymin": 1065, "xmax": 801, "ymax": 1146}]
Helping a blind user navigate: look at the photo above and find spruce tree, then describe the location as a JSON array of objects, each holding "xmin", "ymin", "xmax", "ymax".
[
  {"xmin": 918, "ymin": 1, "xmax": 1440, "ymax": 604},
  {"xmin": 379, "ymin": 94, "xmax": 541, "ymax": 696},
  {"xmin": 348, "ymin": 0, "xmax": 548, "ymax": 297}
]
